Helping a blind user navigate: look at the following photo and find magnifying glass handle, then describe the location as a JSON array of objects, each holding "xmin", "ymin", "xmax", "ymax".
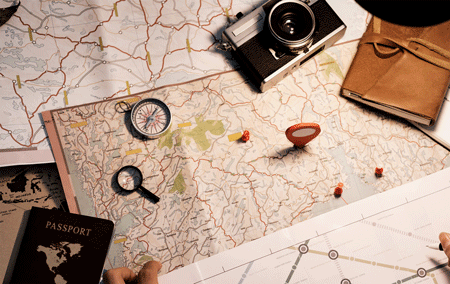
[{"xmin": 138, "ymin": 186, "xmax": 160, "ymax": 203}]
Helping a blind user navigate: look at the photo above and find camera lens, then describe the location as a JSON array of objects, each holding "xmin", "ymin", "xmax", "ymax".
[
  {"xmin": 280, "ymin": 13, "xmax": 298, "ymax": 35},
  {"xmin": 268, "ymin": 0, "xmax": 315, "ymax": 53}
]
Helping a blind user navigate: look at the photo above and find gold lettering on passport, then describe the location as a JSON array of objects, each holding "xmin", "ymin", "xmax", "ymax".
[{"xmin": 45, "ymin": 221, "xmax": 92, "ymax": 236}]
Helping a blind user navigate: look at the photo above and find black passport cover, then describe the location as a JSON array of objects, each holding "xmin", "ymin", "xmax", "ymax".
[{"xmin": 10, "ymin": 207, "xmax": 114, "ymax": 284}]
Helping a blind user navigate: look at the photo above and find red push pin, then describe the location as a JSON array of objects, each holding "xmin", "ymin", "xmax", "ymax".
[
  {"xmin": 285, "ymin": 123, "xmax": 321, "ymax": 148},
  {"xmin": 334, "ymin": 182, "xmax": 343, "ymax": 197},
  {"xmin": 375, "ymin": 167, "xmax": 383, "ymax": 178},
  {"xmin": 241, "ymin": 130, "xmax": 250, "ymax": 142}
]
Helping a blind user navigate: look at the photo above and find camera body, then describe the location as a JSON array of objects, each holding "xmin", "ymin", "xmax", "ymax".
[{"xmin": 222, "ymin": 0, "xmax": 346, "ymax": 92}]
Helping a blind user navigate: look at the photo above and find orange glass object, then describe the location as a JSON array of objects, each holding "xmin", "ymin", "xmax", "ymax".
[{"xmin": 285, "ymin": 123, "xmax": 321, "ymax": 147}]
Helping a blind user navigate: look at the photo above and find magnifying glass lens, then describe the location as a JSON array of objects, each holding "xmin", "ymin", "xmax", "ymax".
[
  {"xmin": 116, "ymin": 166, "xmax": 160, "ymax": 203},
  {"xmin": 117, "ymin": 166, "xmax": 142, "ymax": 191},
  {"xmin": 119, "ymin": 174, "xmax": 140, "ymax": 190}
]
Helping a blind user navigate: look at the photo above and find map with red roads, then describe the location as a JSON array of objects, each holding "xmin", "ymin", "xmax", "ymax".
[
  {"xmin": 0, "ymin": 0, "xmax": 367, "ymax": 165},
  {"xmin": 8, "ymin": 0, "xmax": 448, "ymax": 281}
]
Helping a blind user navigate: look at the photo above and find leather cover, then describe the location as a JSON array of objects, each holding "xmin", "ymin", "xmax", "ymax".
[{"xmin": 341, "ymin": 17, "xmax": 450, "ymax": 125}]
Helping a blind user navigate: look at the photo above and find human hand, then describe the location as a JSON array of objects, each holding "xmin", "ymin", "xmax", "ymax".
[
  {"xmin": 103, "ymin": 261, "xmax": 162, "ymax": 284},
  {"xmin": 439, "ymin": 232, "xmax": 450, "ymax": 266}
]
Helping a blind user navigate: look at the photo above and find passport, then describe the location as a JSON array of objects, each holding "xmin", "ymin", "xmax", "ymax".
[{"xmin": 10, "ymin": 207, "xmax": 114, "ymax": 284}]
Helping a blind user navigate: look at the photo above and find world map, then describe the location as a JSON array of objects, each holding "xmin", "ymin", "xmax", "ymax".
[{"xmin": 37, "ymin": 242, "xmax": 83, "ymax": 284}]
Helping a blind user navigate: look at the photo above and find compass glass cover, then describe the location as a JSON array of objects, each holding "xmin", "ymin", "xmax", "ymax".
[{"xmin": 131, "ymin": 98, "xmax": 171, "ymax": 138}]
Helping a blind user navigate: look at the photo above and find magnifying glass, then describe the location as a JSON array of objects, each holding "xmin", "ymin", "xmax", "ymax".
[
  {"xmin": 116, "ymin": 165, "xmax": 160, "ymax": 203},
  {"xmin": 285, "ymin": 123, "xmax": 321, "ymax": 148}
]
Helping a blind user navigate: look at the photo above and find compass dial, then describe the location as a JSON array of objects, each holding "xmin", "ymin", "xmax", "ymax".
[{"xmin": 131, "ymin": 98, "xmax": 172, "ymax": 138}]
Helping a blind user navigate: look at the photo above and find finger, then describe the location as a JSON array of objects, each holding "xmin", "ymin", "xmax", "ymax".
[
  {"xmin": 439, "ymin": 232, "xmax": 450, "ymax": 251},
  {"xmin": 103, "ymin": 267, "xmax": 137, "ymax": 284},
  {"xmin": 439, "ymin": 232, "xmax": 450, "ymax": 265},
  {"xmin": 137, "ymin": 261, "xmax": 162, "ymax": 284}
]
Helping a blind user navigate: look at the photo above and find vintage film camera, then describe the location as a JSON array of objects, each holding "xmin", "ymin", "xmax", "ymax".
[{"xmin": 222, "ymin": 0, "xmax": 346, "ymax": 92}]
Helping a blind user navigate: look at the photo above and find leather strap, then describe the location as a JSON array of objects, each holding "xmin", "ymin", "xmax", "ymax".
[{"xmin": 359, "ymin": 17, "xmax": 450, "ymax": 70}]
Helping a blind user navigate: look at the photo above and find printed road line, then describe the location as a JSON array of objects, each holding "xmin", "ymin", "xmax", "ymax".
[
  {"xmin": 354, "ymin": 258, "xmax": 371, "ymax": 264},
  {"xmin": 0, "ymin": 147, "xmax": 37, "ymax": 152},
  {"xmin": 308, "ymin": 250, "xmax": 328, "ymax": 256},
  {"xmin": 238, "ymin": 261, "xmax": 254, "ymax": 284},
  {"xmin": 306, "ymin": 248, "xmax": 434, "ymax": 282},
  {"xmin": 377, "ymin": 263, "xmax": 395, "ymax": 269},
  {"xmin": 284, "ymin": 240, "xmax": 310, "ymax": 284}
]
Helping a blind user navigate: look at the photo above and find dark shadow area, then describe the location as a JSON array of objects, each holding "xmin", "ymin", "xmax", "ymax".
[
  {"xmin": 356, "ymin": 1, "xmax": 450, "ymax": 27},
  {"xmin": 268, "ymin": 145, "xmax": 310, "ymax": 160}
]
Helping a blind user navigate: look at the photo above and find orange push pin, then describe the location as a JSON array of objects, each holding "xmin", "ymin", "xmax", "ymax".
[
  {"xmin": 285, "ymin": 123, "xmax": 321, "ymax": 148},
  {"xmin": 334, "ymin": 182, "xmax": 343, "ymax": 197},
  {"xmin": 241, "ymin": 130, "xmax": 250, "ymax": 142},
  {"xmin": 375, "ymin": 167, "xmax": 383, "ymax": 177}
]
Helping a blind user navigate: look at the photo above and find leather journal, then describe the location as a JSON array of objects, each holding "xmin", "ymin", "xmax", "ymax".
[{"xmin": 341, "ymin": 17, "xmax": 450, "ymax": 126}]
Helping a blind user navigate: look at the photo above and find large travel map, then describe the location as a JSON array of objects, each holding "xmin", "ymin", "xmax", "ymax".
[
  {"xmin": 44, "ymin": 39, "xmax": 450, "ymax": 275},
  {"xmin": 0, "ymin": 0, "xmax": 368, "ymax": 166},
  {"xmin": 5, "ymin": 0, "xmax": 450, "ymax": 280}
]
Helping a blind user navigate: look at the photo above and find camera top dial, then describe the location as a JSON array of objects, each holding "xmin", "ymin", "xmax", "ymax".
[{"xmin": 268, "ymin": 0, "xmax": 315, "ymax": 54}]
